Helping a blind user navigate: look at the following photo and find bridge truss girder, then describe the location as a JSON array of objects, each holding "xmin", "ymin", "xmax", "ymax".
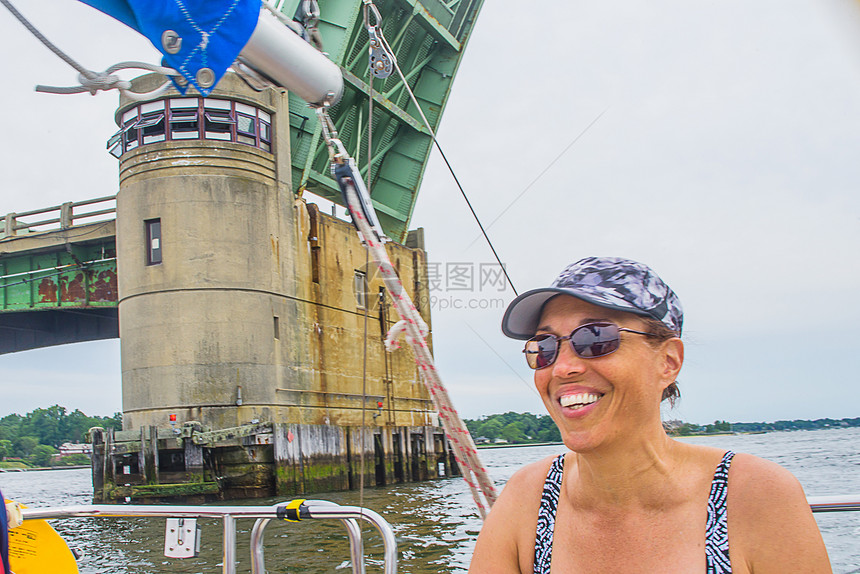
[{"xmin": 282, "ymin": 0, "xmax": 484, "ymax": 242}]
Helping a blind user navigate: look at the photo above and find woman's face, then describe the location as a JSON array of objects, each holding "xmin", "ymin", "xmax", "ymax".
[{"xmin": 532, "ymin": 295, "xmax": 683, "ymax": 452}]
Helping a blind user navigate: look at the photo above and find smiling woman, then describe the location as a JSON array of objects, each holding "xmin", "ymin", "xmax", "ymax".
[{"xmin": 469, "ymin": 257, "xmax": 832, "ymax": 574}]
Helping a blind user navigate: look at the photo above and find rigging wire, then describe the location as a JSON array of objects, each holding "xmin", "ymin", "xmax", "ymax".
[
  {"xmin": 465, "ymin": 108, "xmax": 609, "ymax": 250},
  {"xmin": 367, "ymin": 6, "xmax": 518, "ymax": 296},
  {"xmin": 359, "ymin": 249, "xmax": 370, "ymax": 510},
  {"xmin": 337, "ymin": 175, "xmax": 498, "ymax": 518},
  {"xmin": 0, "ymin": 0, "xmax": 175, "ymax": 99},
  {"xmin": 464, "ymin": 322, "xmax": 538, "ymax": 397},
  {"xmin": 430, "ymin": 144, "xmax": 517, "ymax": 297},
  {"xmin": 358, "ymin": 2, "xmax": 378, "ymax": 509},
  {"xmin": 316, "ymin": 68, "xmax": 499, "ymax": 522},
  {"xmin": 314, "ymin": 122, "xmax": 499, "ymax": 517},
  {"xmin": 1, "ymin": 0, "xmax": 93, "ymax": 78}
]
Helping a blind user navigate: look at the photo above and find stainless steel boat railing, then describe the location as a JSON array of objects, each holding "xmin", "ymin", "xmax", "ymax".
[
  {"xmin": 16, "ymin": 495, "xmax": 859, "ymax": 574},
  {"xmin": 808, "ymin": 494, "xmax": 860, "ymax": 513},
  {"xmin": 20, "ymin": 499, "xmax": 397, "ymax": 574}
]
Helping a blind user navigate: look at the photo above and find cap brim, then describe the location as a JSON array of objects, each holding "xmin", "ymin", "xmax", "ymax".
[
  {"xmin": 501, "ymin": 288, "xmax": 572, "ymax": 340},
  {"xmin": 501, "ymin": 287, "xmax": 654, "ymax": 340}
]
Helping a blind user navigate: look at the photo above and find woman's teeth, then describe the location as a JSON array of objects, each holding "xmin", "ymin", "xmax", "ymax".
[{"xmin": 560, "ymin": 393, "xmax": 601, "ymax": 410}]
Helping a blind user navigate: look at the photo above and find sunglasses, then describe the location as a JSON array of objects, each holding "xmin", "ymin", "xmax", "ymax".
[{"xmin": 523, "ymin": 322, "xmax": 659, "ymax": 369}]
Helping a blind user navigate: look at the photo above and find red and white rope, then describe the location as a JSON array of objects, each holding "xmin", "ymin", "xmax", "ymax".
[{"xmin": 343, "ymin": 180, "xmax": 498, "ymax": 519}]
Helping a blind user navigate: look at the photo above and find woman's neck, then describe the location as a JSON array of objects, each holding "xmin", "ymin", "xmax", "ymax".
[{"xmin": 566, "ymin": 429, "xmax": 688, "ymax": 510}]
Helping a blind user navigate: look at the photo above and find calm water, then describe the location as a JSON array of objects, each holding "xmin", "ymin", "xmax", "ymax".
[{"xmin": 1, "ymin": 427, "xmax": 858, "ymax": 573}]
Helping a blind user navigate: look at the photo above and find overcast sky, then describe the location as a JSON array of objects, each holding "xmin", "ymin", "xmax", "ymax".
[{"xmin": 1, "ymin": 0, "xmax": 859, "ymax": 425}]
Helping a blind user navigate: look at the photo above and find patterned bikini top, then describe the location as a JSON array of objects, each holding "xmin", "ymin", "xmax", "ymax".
[{"xmin": 533, "ymin": 450, "xmax": 736, "ymax": 574}]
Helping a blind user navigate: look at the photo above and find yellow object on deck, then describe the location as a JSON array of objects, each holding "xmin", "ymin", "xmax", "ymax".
[{"xmin": 5, "ymin": 501, "xmax": 78, "ymax": 574}]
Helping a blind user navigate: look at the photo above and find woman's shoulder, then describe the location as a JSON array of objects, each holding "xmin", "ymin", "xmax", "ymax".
[
  {"xmin": 670, "ymin": 444, "xmax": 829, "ymax": 571},
  {"xmin": 727, "ymin": 451, "xmax": 807, "ymax": 503},
  {"xmin": 673, "ymin": 444, "xmax": 804, "ymax": 501},
  {"xmin": 724, "ymin": 451, "xmax": 816, "ymax": 532},
  {"xmin": 725, "ymin": 452, "xmax": 832, "ymax": 572}
]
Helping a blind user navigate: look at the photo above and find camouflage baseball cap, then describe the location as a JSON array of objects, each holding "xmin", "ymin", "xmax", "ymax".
[{"xmin": 501, "ymin": 257, "xmax": 683, "ymax": 340}]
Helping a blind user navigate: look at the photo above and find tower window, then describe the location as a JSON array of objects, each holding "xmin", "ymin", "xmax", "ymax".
[
  {"xmin": 145, "ymin": 219, "xmax": 162, "ymax": 265},
  {"xmin": 169, "ymin": 108, "xmax": 200, "ymax": 139},
  {"xmin": 139, "ymin": 113, "xmax": 166, "ymax": 144},
  {"xmin": 204, "ymin": 111, "xmax": 234, "ymax": 140},
  {"xmin": 236, "ymin": 112, "xmax": 257, "ymax": 145},
  {"xmin": 107, "ymin": 98, "xmax": 274, "ymax": 157},
  {"xmin": 259, "ymin": 120, "xmax": 272, "ymax": 152},
  {"xmin": 354, "ymin": 271, "xmax": 368, "ymax": 309}
]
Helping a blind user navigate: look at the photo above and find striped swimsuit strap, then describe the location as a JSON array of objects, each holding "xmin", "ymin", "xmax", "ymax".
[
  {"xmin": 533, "ymin": 454, "xmax": 564, "ymax": 574},
  {"xmin": 532, "ymin": 450, "xmax": 737, "ymax": 574},
  {"xmin": 705, "ymin": 450, "xmax": 736, "ymax": 573}
]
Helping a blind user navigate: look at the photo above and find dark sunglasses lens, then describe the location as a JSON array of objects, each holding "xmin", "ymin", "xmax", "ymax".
[
  {"xmin": 525, "ymin": 335, "xmax": 557, "ymax": 369},
  {"xmin": 571, "ymin": 323, "xmax": 621, "ymax": 358}
]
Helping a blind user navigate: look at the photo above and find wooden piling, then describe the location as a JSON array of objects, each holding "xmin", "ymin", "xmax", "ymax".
[
  {"xmin": 140, "ymin": 426, "xmax": 158, "ymax": 485},
  {"xmin": 183, "ymin": 422, "xmax": 204, "ymax": 483},
  {"xmin": 89, "ymin": 427, "xmax": 105, "ymax": 502},
  {"xmin": 105, "ymin": 427, "xmax": 116, "ymax": 496}
]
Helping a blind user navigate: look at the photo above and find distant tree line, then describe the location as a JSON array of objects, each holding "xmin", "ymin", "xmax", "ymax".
[
  {"xmin": 670, "ymin": 417, "xmax": 860, "ymax": 436},
  {"xmin": 464, "ymin": 412, "xmax": 562, "ymax": 444},
  {"xmin": 465, "ymin": 413, "xmax": 860, "ymax": 445},
  {"xmin": 0, "ymin": 405, "xmax": 121, "ymax": 467}
]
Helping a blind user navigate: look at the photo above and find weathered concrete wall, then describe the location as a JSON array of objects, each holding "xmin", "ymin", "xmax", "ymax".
[{"xmin": 285, "ymin": 201, "xmax": 435, "ymax": 429}]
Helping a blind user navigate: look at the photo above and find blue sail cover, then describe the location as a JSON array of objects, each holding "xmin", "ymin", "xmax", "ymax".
[{"xmin": 78, "ymin": 0, "xmax": 260, "ymax": 95}]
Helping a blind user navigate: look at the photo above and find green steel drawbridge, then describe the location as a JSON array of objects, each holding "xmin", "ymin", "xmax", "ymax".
[{"xmin": 282, "ymin": 0, "xmax": 484, "ymax": 243}]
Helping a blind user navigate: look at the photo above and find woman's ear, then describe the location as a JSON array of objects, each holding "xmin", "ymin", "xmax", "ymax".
[{"xmin": 661, "ymin": 338, "xmax": 684, "ymax": 385}]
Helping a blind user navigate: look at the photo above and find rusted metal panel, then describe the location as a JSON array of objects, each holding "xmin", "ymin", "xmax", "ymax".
[
  {"xmin": 90, "ymin": 267, "xmax": 118, "ymax": 302},
  {"xmin": 0, "ymin": 239, "xmax": 117, "ymax": 311}
]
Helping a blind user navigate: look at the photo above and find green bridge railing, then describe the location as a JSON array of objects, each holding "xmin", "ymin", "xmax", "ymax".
[{"xmin": 1, "ymin": 195, "xmax": 116, "ymax": 239}]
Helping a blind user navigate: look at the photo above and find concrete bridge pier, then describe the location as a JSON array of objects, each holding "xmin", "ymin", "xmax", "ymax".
[
  {"xmin": 89, "ymin": 73, "xmax": 446, "ymax": 502},
  {"xmin": 116, "ymin": 73, "xmax": 299, "ymax": 433}
]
